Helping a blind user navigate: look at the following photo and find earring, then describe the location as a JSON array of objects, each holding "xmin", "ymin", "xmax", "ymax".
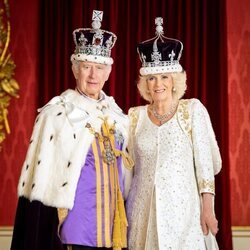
[{"xmin": 172, "ymin": 87, "xmax": 176, "ymax": 92}]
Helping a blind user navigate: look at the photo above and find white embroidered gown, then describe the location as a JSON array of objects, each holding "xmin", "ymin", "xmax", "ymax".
[{"xmin": 126, "ymin": 100, "xmax": 221, "ymax": 250}]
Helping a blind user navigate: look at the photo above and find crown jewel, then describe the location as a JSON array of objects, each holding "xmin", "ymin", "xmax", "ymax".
[
  {"xmin": 71, "ymin": 10, "xmax": 117, "ymax": 65},
  {"xmin": 137, "ymin": 17, "xmax": 183, "ymax": 75}
]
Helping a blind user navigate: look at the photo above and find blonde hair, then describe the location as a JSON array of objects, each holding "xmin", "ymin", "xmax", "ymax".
[{"xmin": 137, "ymin": 71, "xmax": 187, "ymax": 102}]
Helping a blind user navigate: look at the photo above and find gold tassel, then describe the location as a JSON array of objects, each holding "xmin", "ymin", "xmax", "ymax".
[
  {"xmin": 117, "ymin": 189, "xmax": 128, "ymax": 247},
  {"xmin": 98, "ymin": 118, "xmax": 129, "ymax": 249},
  {"xmin": 112, "ymin": 208, "xmax": 122, "ymax": 250},
  {"xmin": 112, "ymin": 163, "xmax": 129, "ymax": 249},
  {"xmin": 112, "ymin": 189, "xmax": 128, "ymax": 249},
  {"xmin": 114, "ymin": 149, "xmax": 134, "ymax": 170}
]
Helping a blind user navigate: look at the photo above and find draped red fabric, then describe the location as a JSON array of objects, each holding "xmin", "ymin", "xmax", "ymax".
[{"xmin": 39, "ymin": 0, "xmax": 232, "ymax": 248}]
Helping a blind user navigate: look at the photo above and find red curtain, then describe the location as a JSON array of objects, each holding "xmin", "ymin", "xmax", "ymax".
[{"xmin": 39, "ymin": 0, "xmax": 232, "ymax": 249}]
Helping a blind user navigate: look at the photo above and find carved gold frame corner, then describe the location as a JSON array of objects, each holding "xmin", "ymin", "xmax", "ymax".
[{"xmin": 0, "ymin": 0, "xmax": 19, "ymax": 150}]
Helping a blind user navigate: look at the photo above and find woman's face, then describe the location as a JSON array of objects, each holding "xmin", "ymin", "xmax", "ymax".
[{"xmin": 146, "ymin": 73, "xmax": 174, "ymax": 102}]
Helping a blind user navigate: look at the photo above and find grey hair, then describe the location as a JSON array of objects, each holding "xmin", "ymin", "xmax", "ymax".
[
  {"xmin": 72, "ymin": 60, "xmax": 112, "ymax": 73},
  {"xmin": 137, "ymin": 71, "xmax": 187, "ymax": 103}
]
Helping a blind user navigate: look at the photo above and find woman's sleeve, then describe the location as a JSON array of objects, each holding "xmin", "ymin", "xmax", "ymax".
[
  {"xmin": 191, "ymin": 99, "xmax": 222, "ymax": 195},
  {"xmin": 127, "ymin": 107, "xmax": 139, "ymax": 163},
  {"xmin": 123, "ymin": 107, "xmax": 139, "ymax": 199}
]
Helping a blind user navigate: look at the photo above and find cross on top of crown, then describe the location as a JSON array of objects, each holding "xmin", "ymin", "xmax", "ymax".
[
  {"xmin": 92, "ymin": 10, "xmax": 103, "ymax": 22},
  {"xmin": 92, "ymin": 10, "xmax": 103, "ymax": 30}
]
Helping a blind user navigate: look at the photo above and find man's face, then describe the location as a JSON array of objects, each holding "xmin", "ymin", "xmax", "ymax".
[{"xmin": 72, "ymin": 61, "xmax": 111, "ymax": 100}]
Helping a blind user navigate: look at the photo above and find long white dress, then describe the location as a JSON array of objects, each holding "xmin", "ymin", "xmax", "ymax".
[{"xmin": 126, "ymin": 99, "xmax": 221, "ymax": 250}]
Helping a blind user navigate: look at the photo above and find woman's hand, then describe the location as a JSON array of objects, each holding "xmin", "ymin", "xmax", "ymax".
[{"xmin": 201, "ymin": 193, "xmax": 218, "ymax": 236}]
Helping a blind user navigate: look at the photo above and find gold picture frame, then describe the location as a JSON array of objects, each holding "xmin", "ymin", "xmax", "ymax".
[{"xmin": 0, "ymin": 0, "xmax": 19, "ymax": 150}]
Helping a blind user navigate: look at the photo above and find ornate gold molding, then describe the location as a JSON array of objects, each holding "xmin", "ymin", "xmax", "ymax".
[
  {"xmin": 0, "ymin": 0, "xmax": 19, "ymax": 150},
  {"xmin": 0, "ymin": 226, "xmax": 13, "ymax": 233},
  {"xmin": 232, "ymin": 226, "xmax": 250, "ymax": 238}
]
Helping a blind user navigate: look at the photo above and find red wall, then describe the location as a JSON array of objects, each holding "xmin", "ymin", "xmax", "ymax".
[
  {"xmin": 227, "ymin": 0, "xmax": 250, "ymax": 225},
  {"xmin": 0, "ymin": 0, "xmax": 39, "ymax": 225},
  {"xmin": 0, "ymin": 0, "xmax": 249, "ymax": 227}
]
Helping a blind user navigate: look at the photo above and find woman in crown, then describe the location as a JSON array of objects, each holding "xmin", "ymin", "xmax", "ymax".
[{"xmin": 126, "ymin": 17, "xmax": 221, "ymax": 250}]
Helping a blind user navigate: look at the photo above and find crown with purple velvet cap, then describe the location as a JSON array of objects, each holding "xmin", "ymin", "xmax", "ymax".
[
  {"xmin": 138, "ymin": 17, "xmax": 183, "ymax": 75},
  {"xmin": 71, "ymin": 10, "xmax": 117, "ymax": 65}
]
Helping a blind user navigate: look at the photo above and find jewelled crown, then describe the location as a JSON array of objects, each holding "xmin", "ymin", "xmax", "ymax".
[
  {"xmin": 71, "ymin": 10, "xmax": 117, "ymax": 65},
  {"xmin": 138, "ymin": 17, "xmax": 183, "ymax": 75}
]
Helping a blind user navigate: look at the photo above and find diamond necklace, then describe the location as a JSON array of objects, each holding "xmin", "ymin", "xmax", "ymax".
[{"xmin": 151, "ymin": 102, "xmax": 178, "ymax": 124}]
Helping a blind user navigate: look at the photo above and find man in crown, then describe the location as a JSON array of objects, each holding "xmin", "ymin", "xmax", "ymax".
[{"xmin": 11, "ymin": 10, "xmax": 132, "ymax": 250}]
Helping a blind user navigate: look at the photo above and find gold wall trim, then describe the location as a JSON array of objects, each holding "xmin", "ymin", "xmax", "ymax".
[
  {"xmin": 232, "ymin": 226, "xmax": 250, "ymax": 231},
  {"xmin": 0, "ymin": 226, "xmax": 13, "ymax": 236},
  {"xmin": 232, "ymin": 226, "xmax": 250, "ymax": 238},
  {"xmin": 1, "ymin": 226, "xmax": 250, "ymax": 239}
]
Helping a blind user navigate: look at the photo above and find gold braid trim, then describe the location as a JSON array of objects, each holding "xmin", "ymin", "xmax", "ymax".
[
  {"xmin": 57, "ymin": 208, "xmax": 68, "ymax": 236},
  {"xmin": 114, "ymin": 149, "xmax": 134, "ymax": 170},
  {"xmin": 100, "ymin": 120, "xmax": 112, "ymax": 247},
  {"xmin": 112, "ymin": 166, "xmax": 128, "ymax": 250},
  {"xmin": 87, "ymin": 118, "xmax": 129, "ymax": 249},
  {"xmin": 92, "ymin": 139, "xmax": 103, "ymax": 246},
  {"xmin": 101, "ymin": 118, "xmax": 128, "ymax": 249},
  {"xmin": 198, "ymin": 179, "xmax": 215, "ymax": 193}
]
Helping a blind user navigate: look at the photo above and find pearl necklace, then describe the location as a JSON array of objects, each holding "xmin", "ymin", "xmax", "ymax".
[{"xmin": 151, "ymin": 102, "xmax": 178, "ymax": 124}]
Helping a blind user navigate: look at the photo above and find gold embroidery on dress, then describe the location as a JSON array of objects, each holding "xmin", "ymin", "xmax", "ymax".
[
  {"xmin": 178, "ymin": 100, "xmax": 192, "ymax": 140},
  {"xmin": 198, "ymin": 179, "xmax": 215, "ymax": 193},
  {"xmin": 129, "ymin": 107, "xmax": 139, "ymax": 138}
]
